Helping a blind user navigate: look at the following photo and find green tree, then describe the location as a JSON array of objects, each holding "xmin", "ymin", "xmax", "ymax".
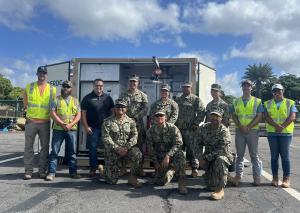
[
  {"xmin": 0, "ymin": 76, "xmax": 13, "ymax": 99},
  {"xmin": 243, "ymin": 63, "xmax": 274, "ymax": 98},
  {"xmin": 278, "ymin": 74, "xmax": 300, "ymax": 101},
  {"xmin": 8, "ymin": 87, "xmax": 24, "ymax": 100}
]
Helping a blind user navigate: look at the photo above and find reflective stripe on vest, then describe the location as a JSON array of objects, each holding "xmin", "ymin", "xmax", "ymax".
[
  {"xmin": 53, "ymin": 96, "xmax": 78, "ymax": 131},
  {"xmin": 26, "ymin": 82, "xmax": 55, "ymax": 119},
  {"xmin": 234, "ymin": 96, "xmax": 261, "ymax": 130},
  {"xmin": 265, "ymin": 98, "xmax": 294, "ymax": 133}
]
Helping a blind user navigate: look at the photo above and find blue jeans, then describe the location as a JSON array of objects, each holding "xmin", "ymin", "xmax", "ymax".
[
  {"xmin": 48, "ymin": 130, "xmax": 77, "ymax": 175},
  {"xmin": 87, "ymin": 128, "xmax": 102, "ymax": 170},
  {"xmin": 267, "ymin": 135, "xmax": 292, "ymax": 177}
]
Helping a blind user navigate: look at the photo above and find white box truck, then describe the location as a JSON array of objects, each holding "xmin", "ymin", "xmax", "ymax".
[{"xmin": 46, "ymin": 57, "xmax": 216, "ymax": 164}]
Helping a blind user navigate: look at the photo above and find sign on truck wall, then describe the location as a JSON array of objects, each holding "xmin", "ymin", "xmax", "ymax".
[{"xmin": 47, "ymin": 62, "xmax": 70, "ymax": 96}]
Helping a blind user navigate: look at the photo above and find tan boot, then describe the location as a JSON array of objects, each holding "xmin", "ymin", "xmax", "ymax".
[
  {"xmin": 178, "ymin": 177, "xmax": 188, "ymax": 195},
  {"xmin": 119, "ymin": 166, "xmax": 127, "ymax": 177},
  {"xmin": 128, "ymin": 175, "xmax": 142, "ymax": 188},
  {"xmin": 165, "ymin": 169, "xmax": 175, "ymax": 185},
  {"xmin": 271, "ymin": 176, "xmax": 279, "ymax": 187},
  {"xmin": 211, "ymin": 188, "xmax": 224, "ymax": 200},
  {"xmin": 281, "ymin": 176, "xmax": 290, "ymax": 188},
  {"xmin": 227, "ymin": 175, "xmax": 241, "ymax": 186},
  {"xmin": 253, "ymin": 177, "xmax": 261, "ymax": 186},
  {"xmin": 98, "ymin": 164, "xmax": 104, "ymax": 176},
  {"xmin": 191, "ymin": 169, "xmax": 198, "ymax": 178}
]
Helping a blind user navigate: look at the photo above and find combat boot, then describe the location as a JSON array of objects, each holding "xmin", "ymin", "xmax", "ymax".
[
  {"xmin": 271, "ymin": 176, "xmax": 279, "ymax": 187},
  {"xmin": 227, "ymin": 175, "xmax": 241, "ymax": 186},
  {"xmin": 191, "ymin": 169, "xmax": 198, "ymax": 178},
  {"xmin": 178, "ymin": 177, "xmax": 188, "ymax": 195},
  {"xmin": 165, "ymin": 169, "xmax": 175, "ymax": 185},
  {"xmin": 281, "ymin": 176, "xmax": 290, "ymax": 188},
  {"xmin": 211, "ymin": 188, "xmax": 224, "ymax": 200},
  {"xmin": 98, "ymin": 164, "xmax": 104, "ymax": 176},
  {"xmin": 128, "ymin": 175, "xmax": 142, "ymax": 188}
]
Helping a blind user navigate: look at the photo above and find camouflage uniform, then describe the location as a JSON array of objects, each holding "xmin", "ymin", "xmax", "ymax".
[
  {"xmin": 149, "ymin": 98, "xmax": 179, "ymax": 125},
  {"xmin": 194, "ymin": 122, "xmax": 233, "ymax": 189},
  {"xmin": 147, "ymin": 122, "xmax": 186, "ymax": 184},
  {"xmin": 119, "ymin": 89, "xmax": 148, "ymax": 149},
  {"xmin": 175, "ymin": 93, "xmax": 205, "ymax": 169},
  {"xmin": 205, "ymin": 99, "xmax": 230, "ymax": 127},
  {"xmin": 102, "ymin": 114, "xmax": 142, "ymax": 184}
]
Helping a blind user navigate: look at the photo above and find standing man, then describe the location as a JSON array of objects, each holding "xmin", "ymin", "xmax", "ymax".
[
  {"xmin": 149, "ymin": 84, "xmax": 178, "ymax": 125},
  {"xmin": 119, "ymin": 74, "xmax": 148, "ymax": 176},
  {"xmin": 81, "ymin": 79, "xmax": 114, "ymax": 177},
  {"xmin": 230, "ymin": 79, "xmax": 263, "ymax": 186},
  {"xmin": 23, "ymin": 66, "xmax": 56, "ymax": 180},
  {"xmin": 46, "ymin": 80, "xmax": 81, "ymax": 181},
  {"xmin": 147, "ymin": 111, "xmax": 187, "ymax": 195},
  {"xmin": 264, "ymin": 84, "xmax": 297, "ymax": 188},
  {"xmin": 101, "ymin": 99, "xmax": 143, "ymax": 187},
  {"xmin": 195, "ymin": 110, "xmax": 233, "ymax": 200},
  {"xmin": 205, "ymin": 84, "xmax": 230, "ymax": 127},
  {"xmin": 175, "ymin": 81, "xmax": 205, "ymax": 178}
]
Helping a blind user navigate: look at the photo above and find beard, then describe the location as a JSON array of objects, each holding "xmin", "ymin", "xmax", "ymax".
[{"xmin": 61, "ymin": 89, "xmax": 71, "ymax": 97}]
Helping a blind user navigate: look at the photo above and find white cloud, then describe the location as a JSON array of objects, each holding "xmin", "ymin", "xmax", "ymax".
[
  {"xmin": 45, "ymin": 0, "xmax": 181, "ymax": 42},
  {"xmin": 176, "ymin": 51, "xmax": 217, "ymax": 68},
  {"xmin": 0, "ymin": 0, "xmax": 37, "ymax": 30},
  {"xmin": 189, "ymin": 0, "xmax": 300, "ymax": 76},
  {"xmin": 217, "ymin": 71, "xmax": 241, "ymax": 97},
  {"xmin": 0, "ymin": 67, "xmax": 14, "ymax": 76}
]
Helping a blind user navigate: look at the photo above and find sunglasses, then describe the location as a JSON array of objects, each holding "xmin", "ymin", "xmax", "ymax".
[{"xmin": 272, "ymin": 89, "xmax": 282, "ymax": 93}]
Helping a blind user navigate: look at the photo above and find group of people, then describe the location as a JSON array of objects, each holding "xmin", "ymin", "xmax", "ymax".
[{"xmin": 23, "ymin": 66, "xmax": 297, "ymax": 201}]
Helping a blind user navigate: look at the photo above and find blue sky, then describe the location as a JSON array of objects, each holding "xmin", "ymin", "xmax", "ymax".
[{"xmin": 0, "ymin": 0, "xmax": 299, "ymax": 97}]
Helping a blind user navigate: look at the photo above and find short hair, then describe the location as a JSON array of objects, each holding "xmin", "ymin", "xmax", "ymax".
[{"xmin": 93, "ymin": 78, "xmax": 104, "ymax": 85}]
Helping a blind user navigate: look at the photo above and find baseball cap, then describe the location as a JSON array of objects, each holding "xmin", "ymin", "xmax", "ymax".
[
  {"xmin": 129, "ymin": 74, "xmax": 139, "ymax": 81},
  {"xmin": 37, "ymin": 66, "xmax": 47, "ymax": 74},
  {"xmin": 62, "ymin": 80, "xmax": 73, "ymax": 88},
  {"xmin": 271, "ymin": 84, "xmax": 284, "ymax": 91},
  {"xmin": 211, "ymin": 83, "xmax": 222, "ymax": 91}
]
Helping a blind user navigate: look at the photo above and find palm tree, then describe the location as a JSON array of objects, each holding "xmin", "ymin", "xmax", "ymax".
[{"xmin": 243, "ymin": 63, "xmax": 274, "ymax": 98}]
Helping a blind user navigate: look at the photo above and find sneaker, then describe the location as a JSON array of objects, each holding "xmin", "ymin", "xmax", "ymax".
[
  {"xmin": 89, "ymin": 169, "xmax": 96, "ymax": 177},
  {"xmin": 39, "ymin": 173, "xmax": 47, "ymax": 179},
  {"xmin": 46, "ymin": 174, "xmax": 55, "ymax": 181},
  {"xmin": 23, "ymin": 173, "xmax": 32, "ymax": 180},
  {"xmin": 70, "ymin": 173, "xmax": 81, "ymax": 179}
]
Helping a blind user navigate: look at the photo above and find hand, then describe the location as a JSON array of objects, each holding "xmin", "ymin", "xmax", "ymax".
[
  {"xmin": 116, "ymin": 147, "xmax": 128, "ymax": 157},
  {"xmin": 65, "ymin": 123, "xmax": 73, "ymax": 131},
  {"xmin": 198, "ymin": 159, "xmax": 206, "ymax": 169},
  {"xmin": 239, "ymin": 125, "xmax": 249, "ymax": 134},
  {"xmin": 275, "ymin": 124, "xmax": 284, "ymax": 133},
  {"xmin": 161, "ymin": 155, "xmax": 170, "ymax": 169},
  {"xmin": 85, "ymin": 126, "xmax": 93, "ymax": 135},
  {"xmin": 154, "ymin": 163, "xmax": 161, "ymax": 171}
]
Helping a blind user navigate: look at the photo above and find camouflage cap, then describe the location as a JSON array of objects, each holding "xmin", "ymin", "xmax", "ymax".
[
  {"xmin": 129, "ymin": 74, "xmax": 139, "ymax": 81},
  {"xmin": 241, "ymin": 79, "xmax": 253, "ymax": 86},
  {"xmin": 37, "ymin": 66, "xmax": 47, "ymax": 74},
  {"xmin": 211, "ymin": 83, "xmax": 222, "ymax": 91},
  {"xmin": 182, "ymin": 81, "xmax": 192, "ymax": 87},
  {"xmin": 115, "ymin": 98, "xmax": 127, "ymax": 107},
  {"xmin": 154, "ymin": 110, "xmax": 166, "ymax": 116},
  {"xmin": 161, "ymin": 84, "xmax": 170, "ymax": 91},
  {"xmin": 210, "ymin": 109, "xmax": 223, "ymax": 117},
  {"xmin": 62, "ymin": 80, "xmax": 73, "ymax": 87}
]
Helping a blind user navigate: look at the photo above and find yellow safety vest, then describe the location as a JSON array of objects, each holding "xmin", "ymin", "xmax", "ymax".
[
  {"xmin": 26, "ymin": 82, "xmax": 56, "ymax": 119},
  {"xmin": 234, "ymin": 96, "xmax": 261, "ymax": 130},
  {"xmin": 264, "ymin": 98, "xmax": 295, "ymax": 134},
  {"xmin": 53, "ymin": 96, "xmax": 79, "ymax": 131}
]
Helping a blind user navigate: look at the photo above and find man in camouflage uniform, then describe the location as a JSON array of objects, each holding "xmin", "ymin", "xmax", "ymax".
[
  {"xmin": 205, "ymin": 84, "xmax": 230, "ymax": 127},
  {"xmin": 194, "ymin": 110, "xmax": 233, "ymax": 200},
  {"xmin": 119, "ymin": 75, "xmax": 148, "ymax": 176},
  {"xmin": 149, "ymin": 84, "xmax": 178, "ymax": 125},
  {"xmin": 147, "ymin": 111, "xmax": 187, "ymax": 195},
  {"xmin": 175, "ymin": 81, "xmax": 205, "ymax": 177},
  {"xmin": 101, "ymin": 99, "xmax": 143, "ymax": 187}
]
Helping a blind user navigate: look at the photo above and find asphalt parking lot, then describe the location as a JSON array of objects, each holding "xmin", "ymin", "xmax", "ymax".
[{"xmin": 0, "ymin": 132, "xmax": 300, "ymax": 213}]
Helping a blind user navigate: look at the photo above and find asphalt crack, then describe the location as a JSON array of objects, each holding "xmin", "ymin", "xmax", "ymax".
[{"xmin": 161, "ymin": 189, "xmax": 175, "ymax": 213}]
